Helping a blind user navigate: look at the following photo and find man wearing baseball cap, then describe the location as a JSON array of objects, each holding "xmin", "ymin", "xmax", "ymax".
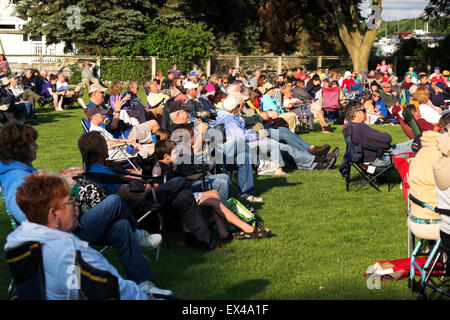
[
  {"xmin": 430, "ymin": 67, "xmax": 447, "ymax": 87},
  {"xmin": 86, "ymin": 83, "xmax": 131, "ymax": 139}
]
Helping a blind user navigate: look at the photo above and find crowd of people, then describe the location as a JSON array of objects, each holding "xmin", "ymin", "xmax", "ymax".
[{"xmin": 0, "ymin": 57, "xmax": 450, "ymax": 300}]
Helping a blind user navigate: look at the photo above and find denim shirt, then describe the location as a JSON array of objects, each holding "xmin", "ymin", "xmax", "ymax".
[{"xmin": 216, "ymin": 109, "xmax": 257, "ymax": 142}]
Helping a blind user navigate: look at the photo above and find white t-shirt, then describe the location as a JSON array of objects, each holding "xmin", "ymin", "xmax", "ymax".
[{"xmin": 418, "ymin": 103, "xmax": 441, "ymax": 124}]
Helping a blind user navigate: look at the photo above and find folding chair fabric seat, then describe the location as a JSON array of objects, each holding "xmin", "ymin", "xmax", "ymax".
[{"xmin": 5, "ymin": 241, "xmax": 121, "ymax": 300}]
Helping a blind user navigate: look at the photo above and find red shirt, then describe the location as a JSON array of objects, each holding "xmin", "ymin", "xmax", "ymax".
[
  {"xmin": 340, "ymin": 78, "xmax": 356, "ymax": 91},
  {"xmin": 417, "ymin": 118, "xmax": 435, "ymax": 132}
]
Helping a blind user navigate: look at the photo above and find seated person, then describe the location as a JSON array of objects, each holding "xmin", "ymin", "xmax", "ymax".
[
  {"xmin": 223, "ymin": 96, "xmax": 339, "ymax": 171},
  {"xmin": 78, "ymin": 131, "xmax": 220, "ymax": 253},
  {"xmin": 171, "ymin": 99, "xmax": 265, "ymax": 202},
  {"xmin": 343, "ymin": 100, "xmax": 413, "ymax": 167},
  {"xmin": 372, "ymin": 91, "xmax": 389, "ymax": 124},
  {"xmin": 55, "ymin": 72, "xmax": 83, "ymax": 110},
  {"xmin": 260, "ymin": 86, "xmax": 299, "ymax": 132},
  {"xmin": 413, "ymin": 85, "xmax": 442, "ymax": 125},
  {"xmin": 4, "ymin": 172, "xmax": 167, "ymax": 300},
  {"xmin": 8, "ymin": 75, "xmax": 43, "ymax": 107},
  {"xmin": 146, "ymin": 80, "xmax": 169, "ymax": 118},
  {"xmin": 340, "ymin": 71, "xmax": 363, "ymax": 96},
  {"xmin": 433, "ymin": 119, "xmax": 450, "ymax": 248},
  {"xmin": 41, "ymin": 74, "xmax": 64, "ymax": 111},
  {"xmin": 311, "ymin": 80, "xmax": 341, "ymax": 131},
  {"xmin": 34, "ymin": 70, "xmax": 48, "ymax": 96},
  {"xmin": 153, "ymin": 139, "xmax": 271, "ymax": 240},
  {"xmin": 22, "ymin": 69, "xmax": 36, "ymax": 92},
  {"xmin": 87, "ymin": 84, "xmax": 134, "ymax": 139},
  {"xmin": 379, "ymin": 82, "xmax": 396, "ymax": 107},
  {"xmin": 0, "ymin": 121, "xmax": 169, "ymax": 296},
  {"xmin": 408, "ymin": 129, "xmax": 443, "ymax": 242},
  {"xmin": 304, "ymin": 74, "xmax": 322, "ymax": 98},
  {"xmin": 184, "ymin": 81, "xmax": 216, "ymax": 121},
  {"xmin": 0, "ymin": 77, "xmax": 33, "ymax": 122},
  {"xmin": 121, "ymin": 81, "xmax": 151, "ymax": 124}
]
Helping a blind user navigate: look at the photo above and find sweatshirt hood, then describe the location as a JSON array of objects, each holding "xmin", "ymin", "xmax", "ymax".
[
  {"xmin": 4, "ymin": 221, "xmax": 88, "ymax": 252},
  {"xmin": 0, "ymin": 160, "xmax": 35, "ymax": 176}
]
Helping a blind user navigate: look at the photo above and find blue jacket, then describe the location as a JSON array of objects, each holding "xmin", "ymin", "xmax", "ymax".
[{"xmin": 0, "ymin": 160, "xmax": 37, "ymax": 224}]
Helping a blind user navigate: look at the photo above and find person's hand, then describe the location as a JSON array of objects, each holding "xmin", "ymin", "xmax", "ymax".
[
  {"xmin": 198, "ymin": 122, "xmax": 209, "ymax": 134},
  {"xmin": 112, "ymin": 95, "xmax": 126, "ymax": 112},
  {"xmin": 122, "ymin": 93, "xmax": 131, "ymax": 102}
]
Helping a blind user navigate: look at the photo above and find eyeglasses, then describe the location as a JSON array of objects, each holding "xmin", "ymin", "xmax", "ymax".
[
  {"xmin": 357, "ymin": 109, "xmax": 366, "ymax": 113},
  {"xmin": 61, "ymin": 196, "xmax": 78, "ymax": 208},
  {"xmin": 223, "ymin": 82, "xmax": 228, "ymax": 84}
]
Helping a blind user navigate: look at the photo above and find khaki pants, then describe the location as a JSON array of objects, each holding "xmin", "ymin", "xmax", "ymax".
[
  {"xmin": 82, "ymin": 77, "xmax": 99, "ymax": 88},
  {"xmin": 22, "ymin": 89, "xmax": 41, "ymax": 104},
  {"xmin": 280, "ymin": 112, "xmax": 299, "ymax": 132}
]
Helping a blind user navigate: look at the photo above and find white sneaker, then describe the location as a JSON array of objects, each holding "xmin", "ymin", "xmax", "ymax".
[
  {"xmin": 138, "ymin": 280, "xmax": 172, "ymax": 296},
  {"xmin": 257, "ymin": 160, "xmax": 280, "ymax": 175},
  {"xmin": 136, "ymin": 229, "xmax": 162, "ymax": 249}
]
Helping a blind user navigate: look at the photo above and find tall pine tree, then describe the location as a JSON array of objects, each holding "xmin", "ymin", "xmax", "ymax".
[{"xmin": 13, "ymin": 0, "xmax": 158, "ymax": 54}]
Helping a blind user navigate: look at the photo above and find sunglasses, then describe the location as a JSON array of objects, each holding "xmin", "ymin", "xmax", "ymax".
[{"xmin": 357, "ymin": 109, "xmax": 366, "ymax": 113}]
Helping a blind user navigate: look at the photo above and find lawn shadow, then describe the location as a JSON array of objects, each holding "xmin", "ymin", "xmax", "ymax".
[
  {"xmin": 206, "ymin": 279, "xmax": 271, "ymax": 300},
  {"xmin": 31, "ymin": 111, "xmax": 77, "ymax": 125}
]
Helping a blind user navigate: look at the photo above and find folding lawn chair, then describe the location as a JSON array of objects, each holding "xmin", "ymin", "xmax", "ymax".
[
  {"xmin": 322, "ymin": 86, "xmax": 343, "ymax": 123},
  {"xmin": 5, "ymin": 240, "xmax": 124, "ymax": 300},
  {"xmin": 339, "ymin": 124, "xmax": 396, "ymax": 192},
  {"xmin": 35, "ymin": 95, "xmax": 54, "ymax": 112},
  {"xmin": 406, "ymin": 193, "xmax": 443, "ymax": 293},
  {"xmin": 80, "ymin": 119, "xmax": 140, "ymax": 172},
  {"xmin": 1, "ymin": 192, "xmax": 19, "ymax": 298}
]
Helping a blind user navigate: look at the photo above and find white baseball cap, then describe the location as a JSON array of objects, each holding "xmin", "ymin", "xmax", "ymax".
[
  {"xmin": 183, "ymin": 81, "xmax": 199, "ymax": 90},
  {"xmin": 222, "ymin": 96, "xmax": 242, "ymax": 112}
]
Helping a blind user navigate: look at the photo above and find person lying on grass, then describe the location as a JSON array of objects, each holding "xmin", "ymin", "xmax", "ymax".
[{"xmin": 153, "ymin": 138, "xmax": 271, "ymax": 241}]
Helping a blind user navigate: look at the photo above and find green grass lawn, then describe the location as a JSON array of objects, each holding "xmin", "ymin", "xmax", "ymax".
[{"xmin": 0, "ymin": 96, "xmax": 424, "ymax": 300}]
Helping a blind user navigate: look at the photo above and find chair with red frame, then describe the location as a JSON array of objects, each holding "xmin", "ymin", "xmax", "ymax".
[
  {"xmin": 322, "ymin": 86, "xmax": 343, "ymax": 124},
  {"xmin": 393, "ymin": 155, "xmax": 450, "ymax": 298}
]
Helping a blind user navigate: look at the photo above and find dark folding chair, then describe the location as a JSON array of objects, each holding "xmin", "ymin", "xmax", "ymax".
[
  {"xmin": 5, "ymin": 241, "xmax": 122, "ymax": 300},
  {"xmin": 339, "ymin": 124, "xmax": 395, "ymax": 192}
]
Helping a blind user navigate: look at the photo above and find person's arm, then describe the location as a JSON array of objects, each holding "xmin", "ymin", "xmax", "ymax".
[
  {"xmin": 114, "ymin": 184, "xmax": 149, "ymax": 203},
  {"xmin": 193, "ymin": 122, "xmax": 208, "ymax": 153}
]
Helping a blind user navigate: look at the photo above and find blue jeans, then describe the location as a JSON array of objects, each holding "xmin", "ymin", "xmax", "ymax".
[
  {"xmin": 13, "ymin": 102, "xmax": 33, "ymax": 122},
  {"xmin": 265, "ymin": 126, "xmax": 316, "ymax": 169},
  {"xmin": 372, "ymin": 139, "xmax": 413, "ymax": 167},
  {"xmin": 73, "ymin": 194, "xmax": 152, "ymax": 284},
  {"xmin": 217, "ymin": 139, "xmax": 256, "ymax": 199},
  {"xmin": 267, "ymin": 126, "xmax": 311, "ymax": 150},
  {"xmin": 190, "ymin": 173, "xmax": 232, "ymax": 204}
]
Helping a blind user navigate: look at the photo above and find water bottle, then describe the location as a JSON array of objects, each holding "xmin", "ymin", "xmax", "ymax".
[{"xmin": 152, "ymin": 162, "xmax": 161, "ymax": 177}]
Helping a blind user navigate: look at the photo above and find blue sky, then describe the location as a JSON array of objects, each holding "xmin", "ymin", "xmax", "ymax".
[{"xmin": 362, "ymin": 0, "xmax": 428, "ymax": 21}]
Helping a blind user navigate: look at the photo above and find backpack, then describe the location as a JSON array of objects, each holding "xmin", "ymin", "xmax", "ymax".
[{"xmin": 71, "ymin": 176, "xmax": 107, "ymax": 214}]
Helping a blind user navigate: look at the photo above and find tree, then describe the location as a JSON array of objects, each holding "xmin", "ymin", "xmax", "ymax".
[
  {"xmin": 257, "ymin": 0, "xmax": 300, "ymax": 54},
  {"xmin": 317, "ymin": 0, "xmax": 382, "ymax": 73},
  {"xmin": 13, "ymin": 0, "xmax": 158, "ymax": 54},
  {"xmin": 423, "ymin": 0, "xmax": 450, "ymax": 30}
]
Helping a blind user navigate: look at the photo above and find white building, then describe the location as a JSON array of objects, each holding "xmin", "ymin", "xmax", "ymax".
[{"xmin": 0, "ymin": 0, "xmax": 70, "ymax": 64}]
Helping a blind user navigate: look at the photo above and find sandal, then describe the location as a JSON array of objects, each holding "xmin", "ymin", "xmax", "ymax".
[{"xmin": 233, "ymin": 227, "xmax": 271, "ymax": 240}]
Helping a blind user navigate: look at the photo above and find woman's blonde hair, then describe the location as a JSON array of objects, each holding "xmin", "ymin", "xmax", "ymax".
[
  {"xmin": 109, "ymin": 81, "xmax": 123, "ymax": 96},
  {"xmin": 413, "ymin": 85, "xmax": 430, "ymax": 105}
]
